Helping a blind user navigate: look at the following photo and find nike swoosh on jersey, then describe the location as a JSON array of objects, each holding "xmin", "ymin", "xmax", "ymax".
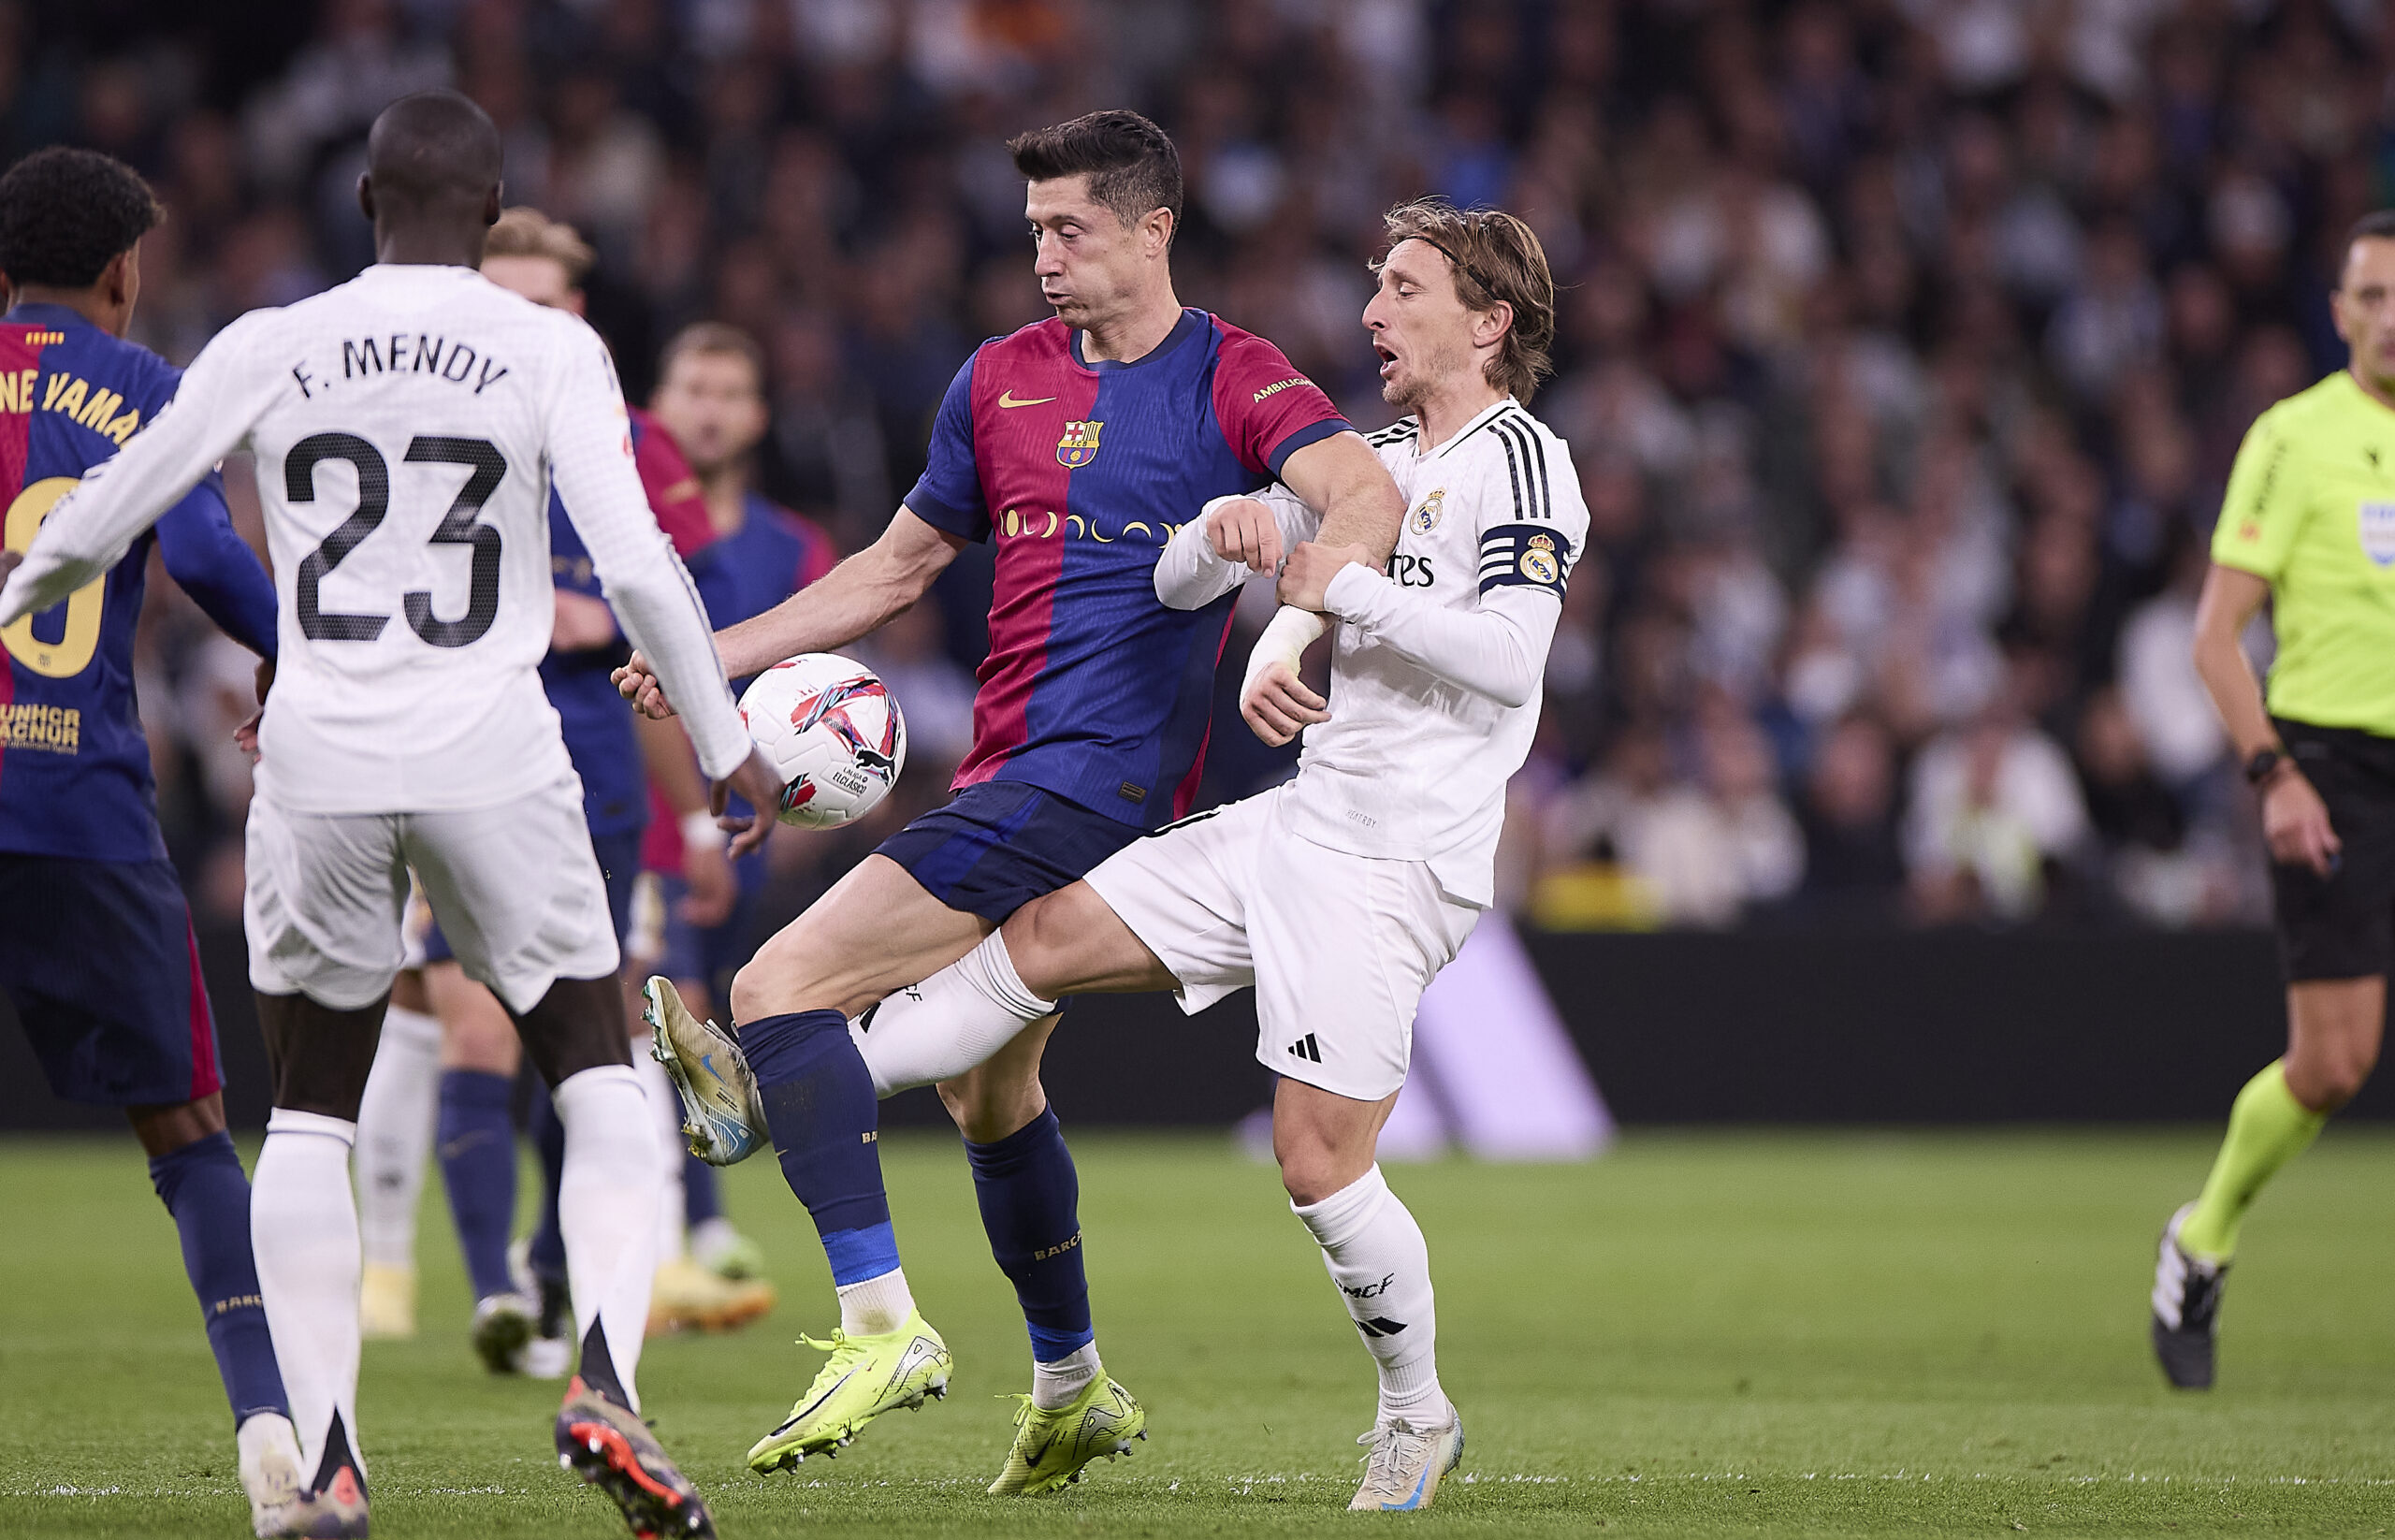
[{"xmin": 997, "ymin": 390, "xmax": 1057, "ymax": 408}]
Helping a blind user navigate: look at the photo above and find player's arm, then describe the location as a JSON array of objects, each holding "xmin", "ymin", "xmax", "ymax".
[
  {"xmin": 0, "ymin": 316, "xmax": 272, "ymax": 625},
  {"xmin": 616, "ymin": 509, "xmax": 965, "ymax": 717},
  {"xmin": 544, "ymin": 319, "xmax": 783, "ymax": 850},
  {"xmin": 2193, "ymin": 561, "xmax": 2337, "ymax": 875},
  {"xmin": 635, "ymin": 711, "xmax": 737, "ymax": 926},
  {"xmin": 1276, "ymin": 429, "xmax": 1404, "ymax": 569},
  {"xmin": 1154, "ymin": 486, "xmax": 1320, "ymax": 610},
  {"xmin": 716, "ymin": 509, "xmax": 963, "ymax": 676},
  {"xmin": 1237, "ymin": 432, "xmax": 1407, "ymax": 740},
  {"xmin": 1298, "ymin": 542, "xmax": 1562, "ymax": 705},
  {"xmin": 153, "ymin": 472, "xmax": 278, "ymax": 659},
  {"xmin": 2197, "ymin": 411, "xmax": 2338, "ymax": 875}
]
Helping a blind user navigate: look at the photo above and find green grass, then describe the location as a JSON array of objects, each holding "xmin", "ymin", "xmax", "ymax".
[{"xmin": 5, "ymin": 1128, "xmax": 2395, "ymax": 1537}]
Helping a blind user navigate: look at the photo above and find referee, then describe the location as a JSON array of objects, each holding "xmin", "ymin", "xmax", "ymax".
[{"xmin": 2151, "ymin": 210, "xmax": 2395, "ymax": 1389}]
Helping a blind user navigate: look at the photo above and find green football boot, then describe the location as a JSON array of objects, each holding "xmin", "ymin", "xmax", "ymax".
[
  {"xmin": 987, "ymin": 1374, "xmax": 1149, "ymax": 1495},
  {"xmin": 747, "ymin": 1312, "xmax": 953, "ymax": 1473}
]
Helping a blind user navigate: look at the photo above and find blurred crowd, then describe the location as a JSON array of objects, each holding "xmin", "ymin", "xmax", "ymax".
[{"xmin": 24, "ymin": 0, "xmax": 2395, "ymax": 930}]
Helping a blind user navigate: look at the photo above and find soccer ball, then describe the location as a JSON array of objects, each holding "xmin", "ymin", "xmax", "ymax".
[{"xmin": 736, "ymin": 653, "xmax": 907, "ymax": 829}]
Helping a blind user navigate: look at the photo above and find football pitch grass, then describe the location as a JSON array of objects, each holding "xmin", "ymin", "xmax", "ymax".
[{"xmin": 6, "ymin": 1129, "xmax": 2395, "ymax": 1538}]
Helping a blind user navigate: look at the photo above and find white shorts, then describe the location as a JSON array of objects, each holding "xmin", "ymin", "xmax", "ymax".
[
  {"xmin": 1083, "ymin": 783, "xmax": 1480, "ymax": 1102},
  {"xmin": 244, "ymin": 775, "xmax": 619, "ymax": 1014}
]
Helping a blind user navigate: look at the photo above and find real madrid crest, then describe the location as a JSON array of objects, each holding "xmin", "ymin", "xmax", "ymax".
[
  {"xmin": 1519, "ymin": 530, "xmax": 1560, "ymax": 586},
  {"xmin": 1410, "ymin": 487, "xmax": 1445, "ymax": 535},
  {"xmin": 1056, "ymin": 420, "xmax": 1103, "ymax": 469}
]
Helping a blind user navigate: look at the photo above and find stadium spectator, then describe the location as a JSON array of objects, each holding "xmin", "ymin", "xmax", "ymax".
[{"xmin": 50, "ymin": 0, "xmax": 2379, "ymax": 933}]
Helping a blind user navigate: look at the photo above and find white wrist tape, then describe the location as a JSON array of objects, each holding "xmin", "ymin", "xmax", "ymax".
[
  {"xmin": 1242, "ymin": 604, "xmax": 1327, "ymax": 700},
  {"xmin": 681, "ymin": 809, "xmax": 729, "ymax": 853}
]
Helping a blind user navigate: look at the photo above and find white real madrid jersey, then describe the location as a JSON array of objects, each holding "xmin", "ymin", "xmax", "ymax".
[
  {"xmin": 0, "ymin": 263, "xmax": 750, "ymax": 814},
  {"xmin": 1163, "ymin": 397, "xmax": 1589, "ymax": 906}
]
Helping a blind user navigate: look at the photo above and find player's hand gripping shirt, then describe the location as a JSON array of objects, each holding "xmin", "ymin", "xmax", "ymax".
[
  {"xmin": 2211, "ymin": 369, "xmax": 2395, "ymax": 737},
  {"xmin": 903, "ymin": 309, "xmax": 1348, "ymax": 826},
  {"xmin": 0, "ymin": 303, "xmax": 278, "ymax": 861},
  {"xmin": 1158, "ymin": 400, "xmax": 1587, "ymax": 906},
  {"xmin": 0, "ymin": 264, "xmax": 752, "ymax": 813}
]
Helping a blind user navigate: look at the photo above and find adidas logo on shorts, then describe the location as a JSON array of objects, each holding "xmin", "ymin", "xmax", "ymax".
[{"xmin": 1286, "ymin": 1033, "xmax": 1322, "ymax": 1064}]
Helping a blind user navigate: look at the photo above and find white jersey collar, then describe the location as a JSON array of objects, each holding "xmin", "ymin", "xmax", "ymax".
[{"xmin": 1423, "ymin": 396, "xmax": 1520, "ymax": 460}]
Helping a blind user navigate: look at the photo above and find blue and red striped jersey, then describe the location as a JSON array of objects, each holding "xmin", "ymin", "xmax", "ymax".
[
  {"xmin": 904, "ymin": 310, "xmax": 1346, "ymax": 826},
  {"xmin": 0, "ymin": 304, "xmax": 277, "ymax": 863}
]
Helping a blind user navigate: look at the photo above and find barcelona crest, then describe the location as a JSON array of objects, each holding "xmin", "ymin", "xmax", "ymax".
[{"xmin": 1057, "ymin": 420, "xmax": 1103, "ymax": 469}]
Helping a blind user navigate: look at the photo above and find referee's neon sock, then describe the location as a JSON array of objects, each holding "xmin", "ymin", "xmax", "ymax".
[
  {"xmin": 2178, "ymin": 1060, "xmax": 2327, "ymax": 1262},
  {"xmin": 150, "ymin": 1129, "xmax": 289, "ymax": 1426},
  {"xmin": 965, "ymin": 1105, "xmax": 1096, "ymax": 1407},
  {"xmin": 436, "ymin": 1068, "xmax": 518, "ymax": 1300},
  {"xmin": 741, "ymin": 1009, "xmax": 909, "ymax": 1326}
]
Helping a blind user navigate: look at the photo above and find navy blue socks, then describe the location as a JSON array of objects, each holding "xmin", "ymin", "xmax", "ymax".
[
  {"xmin": 436, "ymin": 1068, "xmax": 517, "ymax": 1300},
  {"xmin": 148, "ymin": 1130, "xmax": 287, "ymax": 1425},
  {"xmin": 683, "ymin": 1151, "xmax": 723, "ymax": 1228},
  {"xmin": 742, "ymin": 1010, "xmax": 900, "ymax": 1286},
  {"xmin": 966, "ymin": 1106, "xmax": 1094, "ymax": 1362}
]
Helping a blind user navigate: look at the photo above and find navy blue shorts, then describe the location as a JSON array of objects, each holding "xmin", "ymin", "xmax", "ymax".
[
  {"xmin": 425, "ymin": 825, "xmax": 645, "ymax": 966},
  {"xmin": 0, "ymin": 854, "xmax": 222, "ymax": 1107},
  {"xmin": 876, "ymin": 780, "xmax": 1145, "ymax": 923}
]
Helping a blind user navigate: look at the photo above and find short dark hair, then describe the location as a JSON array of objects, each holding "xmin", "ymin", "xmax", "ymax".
[
  {"xmin": 1007, "ymin": 109, "xmax": 1183, "ymax": 238},
  {"xmin": 2346, "ymin": 209, "xmax": 2395, "ymax": 265},
  {"xmin": 1373, "ymin": 198, "xmax": 1559, "ymax": 403},
  {"xmin": 658, "ymin": 320, "xmax": 765, "ymax": 393},
  {"xmin": 0, "ymin": 148, "xmax": 164, "ymax": 289}
]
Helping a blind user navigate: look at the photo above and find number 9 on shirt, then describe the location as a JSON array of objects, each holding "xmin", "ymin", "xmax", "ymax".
[{"xmin": 738, "ymin": 652, "xmax": 907, "ymax": 829}]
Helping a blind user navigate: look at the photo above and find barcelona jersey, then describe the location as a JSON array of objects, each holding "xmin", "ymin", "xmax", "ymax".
[
  {"xmin": 904, "ymin": 309, "xmax": 1347, "ymax": 827},
  {"xmin": 0, "ymin": 304, "xmax": 276, "ymax": 862}
]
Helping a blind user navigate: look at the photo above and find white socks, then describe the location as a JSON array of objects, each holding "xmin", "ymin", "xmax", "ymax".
[
  {"xmin": 252, "ymin": 1109, "xmax": 366, "ymax": 1484},
  {"xmin": 1291, "ymin": 1165, "xmax": 1444, "ymax": 1425},
  {"xmin": 634, "ymin": 1051, "xmax": 689, "ymax": 1261},
  {"xmin": 835, "ymin": 1266, "xmax": 917, "ymax": 1336},
  {"xmin": 852, "ymin": 931, "xmax": 1054, "ymax": 1097},
  {"xmin": 353, "ymin": 1004, "xmax": 439, "ymax": 1271},
  {"xmin": 1033, "ymin": 1340, "xmax": 1102, "ymax": 1411},
  {"xmin": 553, "ymin": 1065, "xmax": 660, "ymax": 1410}
]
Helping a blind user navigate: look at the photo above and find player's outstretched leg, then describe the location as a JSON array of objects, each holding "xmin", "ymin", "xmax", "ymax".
[
  {"xmin": 2153, "ymin": 1057, "xmax": 2330, "ymax": 1387},
  {"xmin": 428, "ymin": 964, "xmax": 541, "ymax": 1374},
  {"xmin": 940, "ymin": 1023, "xmax": 1147, "ymax": 1494},
  {"xmin": 353, "ymin": 994, "xmax": 439, "ymax": 1341},
  {"xmin": 523, "ymin": 974, "xmax": 717, "ymax": 1538},
  {"xmin": 138, "ymin": 1097, "xmax": 307, "ymax": 1536},
  {"xmin": 250, "ymin": 995, "xmax": 384, "ymax": 1539},
  {"xmin": 729, "ymin": 996, "xmax": 950, "ymax": 1472},
  {"xmin": 851, "ymin": 908, "xmax": 1174, "ymax": 1492},
  {"xmin": 1278, "ymin": 1085, "xmax": 1461, "ymax": 1513},
  {"xmin": 2155, "ymin": 972, "xmax": 2375, "ymax": 1389}
]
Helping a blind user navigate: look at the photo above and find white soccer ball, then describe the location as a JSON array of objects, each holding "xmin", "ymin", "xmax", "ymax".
[{"xmin": 736, "ymin": 652, "xmax": 907, "ymax": 829}]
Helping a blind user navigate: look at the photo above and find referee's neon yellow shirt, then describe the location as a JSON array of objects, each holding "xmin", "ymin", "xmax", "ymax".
[{"xmin": 2213, "ymin": 369, "xmax": 2395, "ymax": 736}]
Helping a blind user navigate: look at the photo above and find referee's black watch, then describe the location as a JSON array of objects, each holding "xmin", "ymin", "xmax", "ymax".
[{"xmin": 2244, "ymin": 746, "xmax": 2289, "ymax": 787}]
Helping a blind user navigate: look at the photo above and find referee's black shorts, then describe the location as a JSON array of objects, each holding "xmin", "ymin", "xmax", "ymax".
[{"xmin": 2272, "ymin": 718, "xmax": 2395, "ymax": 981}]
